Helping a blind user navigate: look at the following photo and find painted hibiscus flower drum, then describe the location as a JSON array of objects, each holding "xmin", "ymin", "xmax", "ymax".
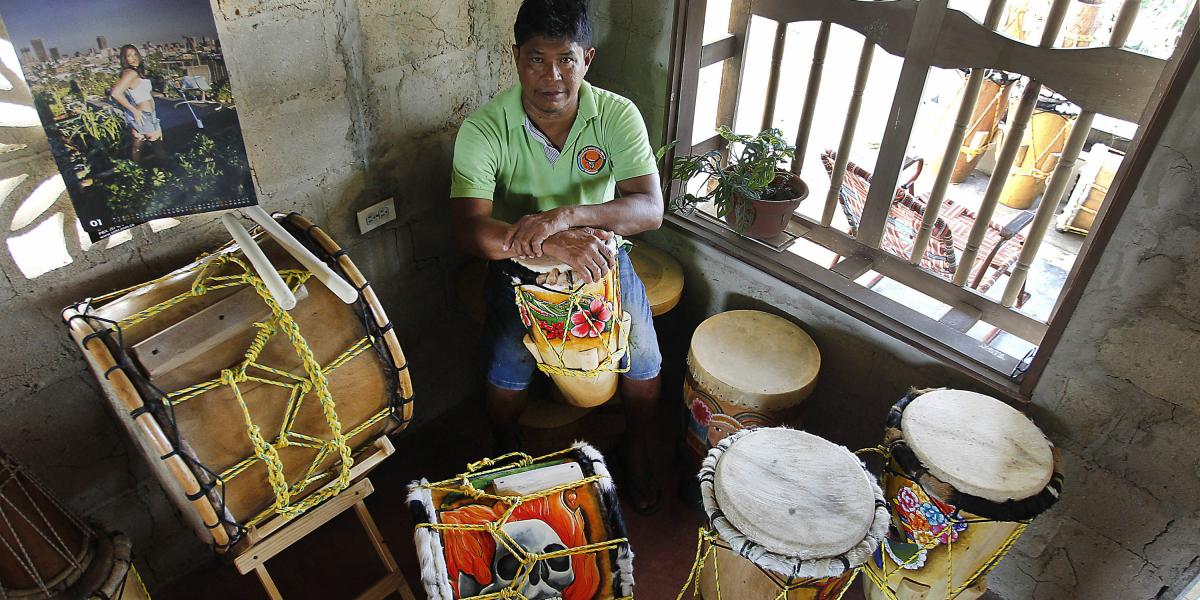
[{"xmin": 510, "ymin": 239, "xmax": 631, "ymax": 407}]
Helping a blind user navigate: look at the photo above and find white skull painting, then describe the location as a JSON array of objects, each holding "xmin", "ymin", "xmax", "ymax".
[{"xmin": 457, "ymin": 519, "xmax": 575, "ymax": 600}]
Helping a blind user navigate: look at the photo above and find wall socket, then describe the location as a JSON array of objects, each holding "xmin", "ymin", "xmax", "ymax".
[{"xmin": 356, "ymin": 197, "xmax": 396, "ymax": 234}]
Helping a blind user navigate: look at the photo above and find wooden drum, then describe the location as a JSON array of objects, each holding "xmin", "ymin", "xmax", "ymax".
[
  {"xmin": 683, "ymin": 311, "xmax": 819, "ymax": 460},
  {"xmin": 866, "ymin": 390, "xmax": 1063, "ymax": 600},
  {"xmin": 62, "ymin": 213, "xmax": 414, "ymax": 552},
  {"xmin": 0, "ymin": 449, "xmax": 149, "ymax": 599},
  {"xmin": 511, "ymin": 244, "xmax": 631, "ymax": 408},
  {"xmin": 409, "ymin": 443, "xmax": 634, "ymax": 599},
  {"xmin": 1056, "ymin": 143, "xmax": 1122, "ymax": 236},
  {"xmin": 687, "ymin": 428, "xmax": 887, "ymax": 599},
  {"xmin": 1000, "ymin": 96, "xmax": 1078, "ymax": 209},
  {"xmin": 949, "ymin": 71, "xmax": 1016, "ymax": 184}
]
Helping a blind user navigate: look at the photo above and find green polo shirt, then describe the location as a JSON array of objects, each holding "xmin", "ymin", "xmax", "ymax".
[{"xmin": 450, "ymin": 81, "xmax": 658, "ymax": 223}]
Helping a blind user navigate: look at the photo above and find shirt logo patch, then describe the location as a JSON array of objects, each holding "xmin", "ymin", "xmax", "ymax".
[{"xmin": 577, "ymin": 146, "xmax": 607, "ymax": 175}]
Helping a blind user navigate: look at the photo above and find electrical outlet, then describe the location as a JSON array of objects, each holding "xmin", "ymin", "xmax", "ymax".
[{"xmin": 357, "ymin": 197, "xmax": 396, "ymax": 234}]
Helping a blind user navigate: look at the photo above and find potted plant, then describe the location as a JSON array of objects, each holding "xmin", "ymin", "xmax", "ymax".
[{"xmin": 666, "ymin": 126, "xmax": 809, "ymax": 239}]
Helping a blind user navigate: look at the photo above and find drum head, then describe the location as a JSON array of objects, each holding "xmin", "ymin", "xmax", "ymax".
[
  {"xmin": 714, "ymin": 428, "xmax": 875, "ymax": 559},
  {"xmin": 690, "ymin": 311, "xmax": 819, "ymax": 411},
  {"xmin": 903, "ymin": 390, "xmax": 1054, "ymax": 503}
]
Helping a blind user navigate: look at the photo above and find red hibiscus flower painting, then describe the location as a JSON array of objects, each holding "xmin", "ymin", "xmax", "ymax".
[{"xmin": 570, "ymin": 298, "xmax": 612, "ymax": 338}]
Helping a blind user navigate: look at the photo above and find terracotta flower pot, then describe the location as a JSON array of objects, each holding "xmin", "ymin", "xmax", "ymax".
[{"xmin": 723, "ymin": 173, "xmax": 809, "ymax": 240}]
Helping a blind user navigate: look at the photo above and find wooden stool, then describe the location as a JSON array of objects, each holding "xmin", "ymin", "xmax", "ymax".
[
  {"xmin": 628, "ymin": 243, "xmax": 684, "ymax": 317},
  {"xmin": 231, "ymin": 439, "xmax": 415, "ymax": 600}
]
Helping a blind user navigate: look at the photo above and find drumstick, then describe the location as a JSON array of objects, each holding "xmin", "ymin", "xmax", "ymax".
[
  {"xmin": 240, "ymin": 205, "xmax": 359, "ymax": 304},
  {"xmin": 220, "ymin": 213, "xmax": 297, "ymax": 310}
]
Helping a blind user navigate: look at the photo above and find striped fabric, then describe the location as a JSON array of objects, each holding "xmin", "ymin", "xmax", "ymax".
[{"xmin": 820, "ymin": 150, "xmax": 1026, "ymax": 295}]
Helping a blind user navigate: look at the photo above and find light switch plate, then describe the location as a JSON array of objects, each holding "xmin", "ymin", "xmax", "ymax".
[{"xmin": 357, "ymin": 197, "xmax": 396, "ymax": 234}]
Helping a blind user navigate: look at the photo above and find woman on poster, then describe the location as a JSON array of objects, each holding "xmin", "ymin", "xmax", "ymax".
[{"xmin": 110, "ymin": 45, "xmax": 164, "ymax": 163}]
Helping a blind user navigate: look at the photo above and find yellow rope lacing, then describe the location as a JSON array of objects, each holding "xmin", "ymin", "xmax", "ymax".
[
  {"xmin": 415, "ymin": 448, "xmax": 632, "ymax": 600},
  {"xmin": 100, "ymin": 251, "xmax": 391, "ymax": 528},
  {"xmin": 856, "ymin": 445, "xmax": 1031, "ymax": 600},
  {"xmin": 512, "ymin": 271, "xmax": 629, "ymax": 379},
  {"xmin": 675, "ymin": 528, "xmax": 860, "ymax": 600}
]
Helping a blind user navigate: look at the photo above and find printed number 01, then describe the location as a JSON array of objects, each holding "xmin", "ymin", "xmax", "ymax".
[{"xmin": 88, "ymin": 219, "xmax": 102, "ymax": 227}]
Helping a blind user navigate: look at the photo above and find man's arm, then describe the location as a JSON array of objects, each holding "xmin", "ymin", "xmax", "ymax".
[
  {"xmin": 452, "ymin": 197, "xmax": 617, "ymax": 282},
  {"xmin": 502, "ymin": 172, "xmax": 663, "ymax": 257}
]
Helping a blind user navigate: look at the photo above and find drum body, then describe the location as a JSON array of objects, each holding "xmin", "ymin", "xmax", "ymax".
[
  {"xmin": 1056, "ymin": 143, "xmax": 1122, "ymax": 235},
  {"xmin": 949, "ymin": 75, "xmax": 1014, "ymax": 184},
  {"xmin": 64, "ymin": 213, "xmax": 413, "ymax": 550},
  {"xmin": 0, "ymin": 450, "xmax": 149, "ymax": 599},
  {"xmin": 683, "ymin": 311, "xmax": 819, "ymax": 461},
  {"xmin": 409, "ymin": 443, "xmax": 634, "ymax": 600},
  {"xmin": 1000, "ymin": 103, "xmax": 1077, "ymax": 209},
  {"xmin": 512, "ymin": 252, "xmax": 631, "ymax": 408},
  {"xmin": 865, "ymin": 390, "xmax": 1062, "ymax": 600},
  {"xmin": 692, "ymin": 428, "xmax": 887, "ymax": 600}
]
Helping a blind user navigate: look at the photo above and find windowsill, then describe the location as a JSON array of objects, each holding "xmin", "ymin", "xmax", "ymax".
[{"xmin": 662, "ymin": 212, "xmax": 1029, "ymax": 402}]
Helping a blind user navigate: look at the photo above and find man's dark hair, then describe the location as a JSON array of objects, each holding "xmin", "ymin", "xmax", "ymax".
[{"xmin": 514, "ymin": 0, "xmax": 593, "ymax": 49}]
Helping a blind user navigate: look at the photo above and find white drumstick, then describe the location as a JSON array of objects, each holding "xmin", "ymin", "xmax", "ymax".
[
  {"xmin": 240, "ymin": 205, "xmax": 358, "ymax": 304},
  {"xmin": 220, "ymin": 213, "xmax": 297, "ymax": 310}
]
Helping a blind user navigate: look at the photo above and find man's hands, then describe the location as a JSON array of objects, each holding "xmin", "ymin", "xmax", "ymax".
[
  {"xmin": 503, "ymin": 207, "xmax": 572, "ymax": 258},
  {"xmin": 542, "ymin": 227, "xmax": 617, "ymax": 284}
]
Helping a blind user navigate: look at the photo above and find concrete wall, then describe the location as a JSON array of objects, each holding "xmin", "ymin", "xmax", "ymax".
[
  {"xmin": 588, "ymin": 0, "xmax": 675, "ymax": 147},
  {"xmin": 0, "ymin": 0, "xmax": 518, "ymax": 587},
  {"xmin": 987, "ymin": 56, "xmax": 1200, "ymax": 600}
]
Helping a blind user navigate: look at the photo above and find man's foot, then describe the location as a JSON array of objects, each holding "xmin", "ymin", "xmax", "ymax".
[{"xmin": 619, "ymin": 442, "xmax": 662, "ymax": 515}]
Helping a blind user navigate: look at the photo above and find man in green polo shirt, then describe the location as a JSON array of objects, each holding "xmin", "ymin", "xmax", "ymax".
[{"xmin": 450, "ymin": 0, "xmax": 664, "ymax": 511}]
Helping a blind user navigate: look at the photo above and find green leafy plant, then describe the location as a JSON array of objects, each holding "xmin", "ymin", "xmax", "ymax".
[
  {"xmin": 59, "ymin": 105, "xmax": 125, "ymax": 157},
  {"xmin": 666, "ymin": 126, "xmax": 796, "ymax": 231}
]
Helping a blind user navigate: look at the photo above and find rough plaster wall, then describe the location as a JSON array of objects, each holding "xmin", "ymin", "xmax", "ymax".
[
  {"xmin": 984, "ymin": 58, "xmax": 1200, "ymax": 600},
  {"xmin": 588, "ymin": 0, "xmax": 674, "ymax": 146},
  {"xmin": 0, "ymin": 0, "xmax": 518, "ymax": 587}
]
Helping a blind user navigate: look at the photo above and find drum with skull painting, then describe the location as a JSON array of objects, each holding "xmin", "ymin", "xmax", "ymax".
[
  {"xmin": 408, "ymin": 443, "xmax": 634, "ymax": 600},
  {"xmin": 683, "ymin": 310, "xmax": 820, "ymax": 462}
]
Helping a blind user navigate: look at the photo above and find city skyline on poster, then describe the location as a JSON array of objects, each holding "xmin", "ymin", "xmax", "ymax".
[{"xmin": 0, "ymin": 0, "xmax": 257, "ymax": 241}]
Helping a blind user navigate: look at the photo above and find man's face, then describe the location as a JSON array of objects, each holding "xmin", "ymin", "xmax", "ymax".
[{"xmin": 512, "ymin": 36, "xmax": 594, "ymax": 116}]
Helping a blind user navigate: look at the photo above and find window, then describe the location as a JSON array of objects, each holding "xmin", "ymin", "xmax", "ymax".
[{"xmin": 665, "ymin": 0, "xmax": 1199, "ymax": 397}]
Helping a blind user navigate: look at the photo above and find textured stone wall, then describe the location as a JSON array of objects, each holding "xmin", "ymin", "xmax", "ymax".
[{"xmin": 0, "ymin": 0, "xmax": 518, "ymax": 587}]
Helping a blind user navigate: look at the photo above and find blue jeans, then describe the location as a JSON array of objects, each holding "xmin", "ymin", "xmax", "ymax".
[
  {"xmin": 124, "ymin": 108, "xmax": 160, "ymax": 137},
  {"xmin": 484, "ymin": 248, "xmax": 662, "ymax": 390}
]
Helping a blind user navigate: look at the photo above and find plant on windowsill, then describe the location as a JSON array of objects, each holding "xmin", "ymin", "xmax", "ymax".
[{"xmin": 665, "ymin": 126, "xmax": 809, "ymax": 240}]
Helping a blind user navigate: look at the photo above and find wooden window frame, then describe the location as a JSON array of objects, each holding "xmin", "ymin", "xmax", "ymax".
[{"xmin": 663, "ymin": 0, "xmax": 1200, "ymax": 401}]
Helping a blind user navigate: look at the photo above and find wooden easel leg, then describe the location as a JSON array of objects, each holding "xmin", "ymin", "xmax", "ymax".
[
  {"xmin": 254, "ymin": 564, "xmax": 285, "ymax": 600},
  {"xmin": 352, "ymin": 500, "xmax": 416, "ymax": 600}
]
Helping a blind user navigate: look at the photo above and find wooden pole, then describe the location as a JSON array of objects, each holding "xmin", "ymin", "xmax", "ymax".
[
  {"xmin": 793, "ymin": 22, "xmax": 831, "ymax": 174},
  {"xmin": 953, "ymin": 0, "xmax": 1073, "ymax": 286},
  {"xmin": 999, "ymin": 0, "xmax": 1140, "ymax": 306},
  {"xmin": 910, "ymin": 0, "xmax": 1007, "ymax": 265},
  {"xmin": 822, "ymin": 39, "xmax": 875, "ymax": 226}
]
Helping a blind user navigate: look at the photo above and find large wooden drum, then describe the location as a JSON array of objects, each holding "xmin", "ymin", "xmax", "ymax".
[
  {"xmin": 0, "ymin": 449, "xmax": 149, "ymax": 599},
  {"xmin": 510, "ymin": 245, "xmax": 631, "ymax": 408},
  {"xmin": 687, "ymin": 428, "xmax": 887, "ymax": 599},
  {"xmin": 1000, "ymin": 96, "xmax": 1078, "ymax": 209},
  {"xmin": 683, "ymin": 311, "xmax": 819, "ymax": 460},
  {"xmin": 865, "ymin": 389, "xmax": 1063, "ymax": 600},
  {"xmin": 948, "ymin": 71, "xmax": 1016, "ymax": 184},
  {"xmin": 63, "ymin": 213, "xmax": 414, "ymax": 552}
]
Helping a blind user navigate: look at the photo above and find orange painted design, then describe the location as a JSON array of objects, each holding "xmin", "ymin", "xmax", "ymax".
[{"xmin": 577, "ymin": 146, "xmax": 607, "ymax": 175}]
